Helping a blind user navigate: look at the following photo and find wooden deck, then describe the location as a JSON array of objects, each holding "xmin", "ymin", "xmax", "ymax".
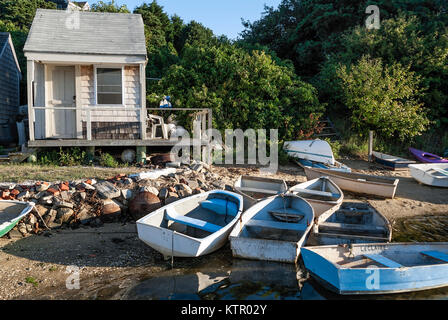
[{"xmin": 28, "ymin": 138, "xmax": 209, "ymax": 148}]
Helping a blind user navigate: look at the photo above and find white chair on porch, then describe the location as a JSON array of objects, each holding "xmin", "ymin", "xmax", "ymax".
[{"xmin": 147, "ymin": 114, "xmax": 169, "ymax": 139}]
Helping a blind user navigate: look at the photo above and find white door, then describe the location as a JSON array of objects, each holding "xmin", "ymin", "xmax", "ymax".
[{"xmin": 48, "ymin": 66, "xmax": 76, "ymax": 139}]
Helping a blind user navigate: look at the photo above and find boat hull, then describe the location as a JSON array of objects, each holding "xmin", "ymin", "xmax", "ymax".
[
  {"xmin": 372, "ymin": 151, "xmax": 415, "ymax": 171},
  {"xmin": 284, "ymin": 140, "xmax": 335, "ymax": 165},
  {"xmin": 409, "ymin": 164, "xmax": 448, "ymax": 188},
  {"xmin": 301, "ymin": 243, "xmax": 448, "ymax": 295},
  {"xmin": 409, "ymin": 147, "xmax": 448, "ymax": 164},
  {"xmin": 0, "ymin": 201, "xmax": 35, "ymax": 238},
  {"xmin": 136, "ymin": 190, "xmax": 243, "ymax": 258},
  {"xmin": 303, "ymin": 167, "xmax": 399, "ymax": 198},
  {"xmin": 229, "ymin": 195, "xmax": 314, "ymax": 264}
]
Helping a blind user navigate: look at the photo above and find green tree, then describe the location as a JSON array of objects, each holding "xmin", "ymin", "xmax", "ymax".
[
  {"xmin": 336, "ymin": 56, "xmax": 429, "ymax": 140},
  {"xmin": 149, "ymin": 42, "xmax": 324, "ymax": 140},
  {"xmin": 90, "ymin": 0, "xmax": 130, "ymax": 13}
]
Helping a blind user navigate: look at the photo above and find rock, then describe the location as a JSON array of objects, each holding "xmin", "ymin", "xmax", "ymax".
[
  {"xmin": 7, "ymin": 228, "xmax": 23, "ymax": 239},
  {"xmin": 36, "ymin": 182, "xmax": 49, "ymax": 192},
  {"xmin": 18, "ymin": 223, "xmax": 28, "ymax": 235},
  {"xmin": 193, "ymin": 188, "xmax": 205, "ymax": 194},
  {"xmin": 53, "ymin": 200, "xmax": 74, "ymax": 209},
  {"xmin": 165, "ymin": 193, "xmax": 179, "ymax": 205},
  {"xmin": 187, "ymin": 180, "xmax": 199, "ymax": 190},
  {"xmin": 78, "ymin": 192, "xmax": 87, "ymax": 200},
  {"xmin": 47, "ymin": 188, "xmax": 60, "ymax": 196},
  {"xmin": 79, "ymin": 182, "xmax": 95, "ymax": 191},
  {"xmin": 43, "ymin": 209, "xmax": 57, "ymax": 225},
  {"xmin": 95, "ymin": 181, "xmax": 120, "ymax": 199},
  {"xmin": 34, "ymin": 205, "xmax": 49, "ymax": 217},
  {"xmin": 28, "ymin": 214, "xmax": 37, "ymax": 225},
  {"xmin": 102, "ymin": 199, "xmax": 122, "ymax": 215},
  {"xmin": 39, "ymin": 195, "xmax": 53, "ymax": 205},
  {"xmin": 59, "ymin": 183, "xmax": 69, "ymax": 192},
  {"xmin": 176, "ymin": 183, "xmax": 192, "ymax": 194},
  {"xmin": 158, "ymin": 188, "xmax": 169, "ymax": 199},
  {"xmin": 60, "ymin": 191, "xmax": 70, "ymax": 201},
  {"xmin": 128, "ymin": 192, "xmax": 162, "ymax": 220},
  {"xmin": 212, "ymin": 181, "xmax": 225, "ymax": 190},
  {"xmin": 25, "ymin": 224, "xmax": 33, "ymax": 233},
  {"xmin": 166, "ymin": 162, "xmax": 181, "ymax": 168},
  {"xmin": 77, "ymin": 207, "xmax": 95, "ymax": 225},
  {"xmin": 191, "ymin": 163, "xmax": 203, "ymax": 172},
  {"xmin": 16, "ymin": 191, "xmax": 30, "ymax": 200},
  {"xmin": 56, "ymin": 208, "xmax": 74, "ymax": 224},
  {"xmin": 121, "ymin": 189, "xmax": 133, "ymax": 200},
  {"xmin": 139, "ymin": 186, "xmax": 159, "ymax": 196}
]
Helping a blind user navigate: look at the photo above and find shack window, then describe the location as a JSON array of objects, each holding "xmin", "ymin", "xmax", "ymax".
[{"xmin": 96, "ymin": 68, "xmax": 123, "ymax": 105}]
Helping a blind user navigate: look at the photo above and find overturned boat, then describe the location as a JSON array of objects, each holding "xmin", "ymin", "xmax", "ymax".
[
  {"xmin": 136, "ymin": 190, "xmax": 243, "ymax": 258},
  {"xmin": 409, "ymin": 163, "xmax": 448, "ymax": 188}
]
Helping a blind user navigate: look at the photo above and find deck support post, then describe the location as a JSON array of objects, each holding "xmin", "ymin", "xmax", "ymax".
[
  {"xmin": 136, "ymin": 146, "xmax": 146, "ymax": 164},
  {"xmin": 86, "ymin": 146, "xmax": 95, "ymax": 163},
  {"xmin": 368, "ymin": 130, "xmax": 374, "ymax": 162}
]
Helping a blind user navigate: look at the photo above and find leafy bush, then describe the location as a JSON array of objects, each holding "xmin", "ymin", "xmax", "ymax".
[
  {"xmin": 336, "ymin": 56, "xmax": 430, "ymax": 141},
  {"xmin": 150, "ymin": 43, "xmax": 325, "ymax": 141},
  {"xmin": 99, "ymin": 152, "xmax": 120, "ymax": 168},
  {"xmin": 37, "ymin": 148, "xmax": 87, "ymax": 166}
]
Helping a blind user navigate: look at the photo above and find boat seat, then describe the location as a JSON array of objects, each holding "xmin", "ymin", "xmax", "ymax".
[
  {"xmin": 290, "ymin": 188, "xmax": 339, "ymax": 198},
  {"xmin": 165, "ymin": 208, "xmax": 222, "ymax": 233},
  {"xmin": 200, "ymin": 199, "xmax": 239, "ymax": 216},
  {"xmin": 319, "ymin": 222, "xmax": 385, "ymax": 235},
  {"xmin": 245, "ymin": 219, "xmax": 308, "ymax": 231},
  {"xmin": 363, "ymin": 254, "xmax": 403, "ymax": 268},
  {"xmin": 432, "ymin": 168, "xmax": 448, "ymax": 176},
  {"xmin": 421, "ymin": 251, "xmax": 448, "ymax": 263},
  {"xmin": 236, "ymin": 187, "xmax": 280, "ymax": 195}
]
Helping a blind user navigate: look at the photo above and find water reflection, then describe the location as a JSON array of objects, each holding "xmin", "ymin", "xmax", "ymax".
[{"xmin": 123, "ymin": 214, "xmax": 448, "ymax": 300}]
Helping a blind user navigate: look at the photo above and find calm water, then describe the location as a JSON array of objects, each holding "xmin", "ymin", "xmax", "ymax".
[{"xmin": 123, "ymin": 214, "xmax": 448, "ymax": 300}]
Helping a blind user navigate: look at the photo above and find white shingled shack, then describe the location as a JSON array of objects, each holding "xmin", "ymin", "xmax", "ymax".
[{"xmin": 24, "ymin": 9, "xmax": 149, "ymax": 145}]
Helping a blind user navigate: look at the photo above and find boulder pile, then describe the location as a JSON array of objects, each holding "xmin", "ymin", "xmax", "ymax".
[{"xmin": 1, "ymin": 161, "xmax": 233, "ymax": 238}]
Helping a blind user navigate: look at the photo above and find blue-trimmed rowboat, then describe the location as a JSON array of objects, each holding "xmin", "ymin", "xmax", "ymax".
[
  {"xmin": 136, "ymin": 190, "xmax": 243, "ymax": 259},
  {"xmin": 372, "ymin": 151, "xmax": 416, "ymax": 171},
  {"xmin": 301, "ymin": 242, "xmax": 448, "ymax": 295},
  {"xmin": 0, "ymin": 200, "xmax": 35, "ymax": 238}
]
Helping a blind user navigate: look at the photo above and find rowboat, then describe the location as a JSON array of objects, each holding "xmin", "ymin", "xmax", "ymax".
[
  {"xmin": 136, "ymin": 190, "xmax": 243, "ymax": 258},
  {"xmin": 409, "ymin": 163, "xmax": 448, "ymax": 188},
  {"xmin": 409, "ymin": 147, "xmax": 448, "ymax": 164},
  {"xmin": 234, "ymin": 175, "xmax": 288, "ymax": 210},
  {"xmin": 296, "ymin": 159, "xmax": 351, "ymax": 173},
  {"xmin": 312, "ymin": 202, "xmax": 392, "ymax": 245},
  {"xmin": 288, "ymin": 177, "xmax": 343, "ymax": 217},
  {"xmin": 0, "ymin": 200, "xmax": 35, "ymax": 238},
  {"xmin": 372, "ymin": 151, "xmax": 416, "ymax": 171},
  {"xmin": 302, "ymin": 166, "xmax": 399, "ymax": 198},
  {"xmin": 301, "ymin": 242, "xmax": 448, "ymax": 295},
  {"xmin": 284, "ymin": 140, "xmax": 336, "ymax": 165},
  {"xmin": 229, "ymin": 194, "xmax": 314, "ymax": 263}
]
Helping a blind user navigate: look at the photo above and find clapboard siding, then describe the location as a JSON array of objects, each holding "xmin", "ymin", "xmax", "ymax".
[
  {"xmin": 0, "ymin": 34, "xmax": 21, "ymax": 143},
  {"xmin": 80, "ymin": 65, "xmax": 141, "ymax": 122},
  {"xmin": 82, "ymin": 121, "xmax": 140, "ymax": 140}
]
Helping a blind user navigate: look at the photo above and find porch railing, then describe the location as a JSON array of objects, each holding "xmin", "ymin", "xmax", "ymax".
[{"xmin": 29, "ymin": 106, "xmax": 212, "ymax": 142}]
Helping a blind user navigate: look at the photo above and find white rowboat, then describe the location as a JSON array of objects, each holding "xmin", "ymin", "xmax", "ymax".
[
  {"xmin": 136, "ymin": 190, "xmax": 243, "ymax": 258},
  {"xmin": 303, "ymin": 166, "xmax": 399, "ymax": 198},
  {"xmin": 229, "ymin": 194, "xmax": 314, "ymax": 263},
  {"xmin": 288, "ymin": 177, "xmax": 343, "ymax": 218},
  {"xmin": 234, "ymin": 175, "xmax": 288, "ymax": 210}
]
